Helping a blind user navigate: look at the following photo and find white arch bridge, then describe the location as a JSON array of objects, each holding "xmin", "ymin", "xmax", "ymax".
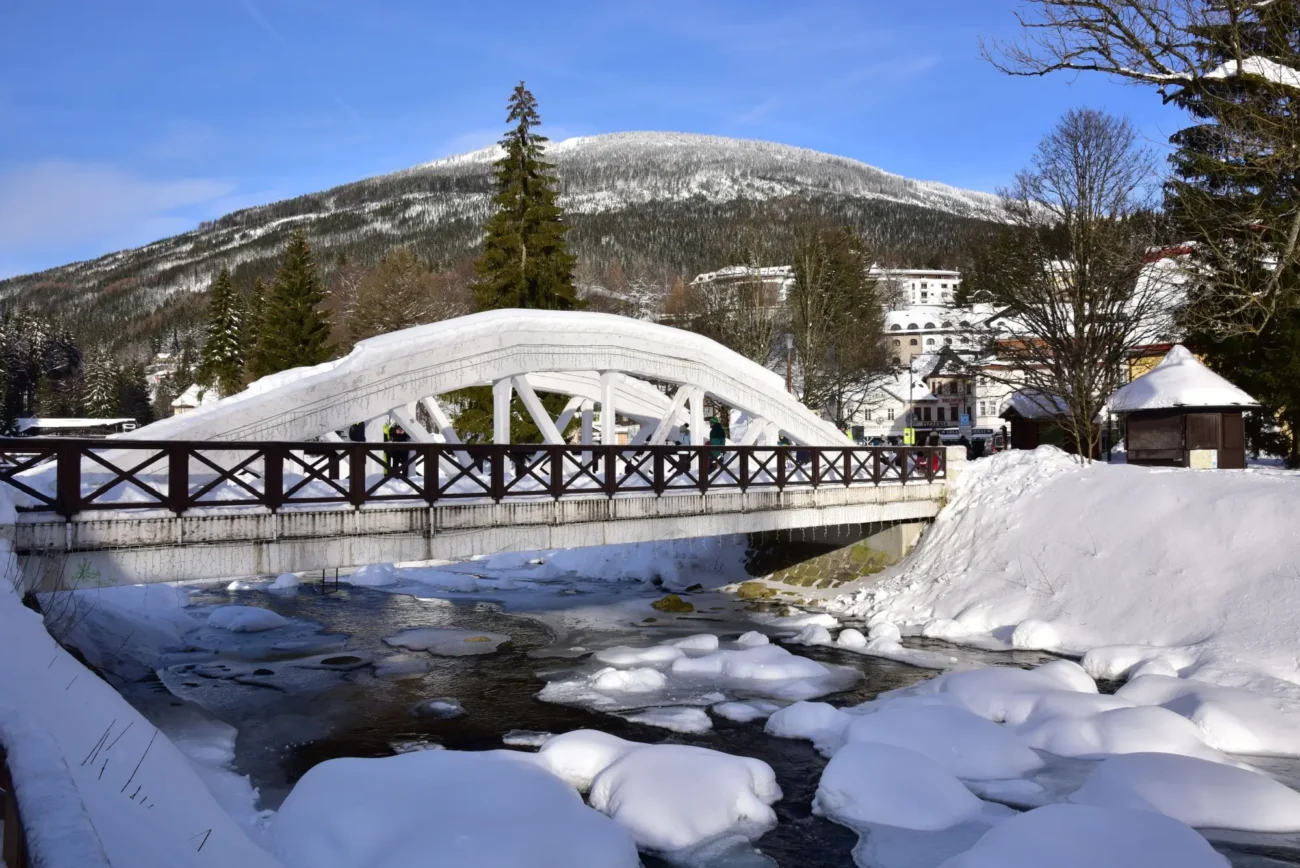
[{"xmin": 0, "ymin": 311, "xmax": 957, "ymax": 588}]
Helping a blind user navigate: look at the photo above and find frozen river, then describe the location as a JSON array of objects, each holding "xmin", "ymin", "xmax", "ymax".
[{"xmin": 92, "ymin": 570, "xmax": 1300, "ymax": 868}]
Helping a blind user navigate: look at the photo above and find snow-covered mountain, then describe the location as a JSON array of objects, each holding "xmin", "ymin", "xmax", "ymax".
[{"xmin": 0, "ymin": 132, "xmax": 1007, "ymax": 347}]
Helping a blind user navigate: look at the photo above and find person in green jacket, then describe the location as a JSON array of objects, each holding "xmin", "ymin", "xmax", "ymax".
[{"xmin": 708, "ymin": 417, "xmax": 726, "ymax": 472}]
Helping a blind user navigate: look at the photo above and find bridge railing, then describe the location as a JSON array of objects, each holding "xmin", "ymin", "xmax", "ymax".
[{"xmin": 0, "ymin": 439, "xmax": 946, "ymax": 518}]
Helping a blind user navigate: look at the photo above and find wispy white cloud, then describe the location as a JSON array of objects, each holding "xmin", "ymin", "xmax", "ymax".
[{"xmin": 0, "ymin": 161, "xmax": 233, "ymax": 270}]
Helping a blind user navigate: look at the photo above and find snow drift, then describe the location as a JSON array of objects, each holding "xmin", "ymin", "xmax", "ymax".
[{"xmin": 832, "ymin": 447, "xmax": 1300, "ymax": 700}]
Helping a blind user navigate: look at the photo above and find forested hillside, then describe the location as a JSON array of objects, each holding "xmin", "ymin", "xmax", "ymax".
[{"xmin": 0, "ymin": 132, "xmax": 1005, "ymax": 353}]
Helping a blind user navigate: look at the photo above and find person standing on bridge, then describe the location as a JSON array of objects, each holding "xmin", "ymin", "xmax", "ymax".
[
  {"xmin": 388, "ymin": 424, "xmax": 412, "ymax": 477},
  {"xmin": 708, "ymin": 417, "xmax": 726, "ymax": 473}
]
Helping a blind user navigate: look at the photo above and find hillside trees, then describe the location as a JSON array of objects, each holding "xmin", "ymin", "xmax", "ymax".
[
  {"xmin": 197, "ymin": 267, "xmax": 247, "ymax": 396},
  {"xmin": 345, "ymin": 247, "xmax": 472, "ymax": 342},
  {"xmin": 789, "ymin": 225, "xmax": 891, "ymax": 426},
  {"xmin": 249, "ymin": 231, "xmax": 333, "ymax": 379},
  {"xmin": 471, "ymin": 82, "xmax": 579, "ymax": 311},
  {"xmin": 81, "ymin": 348, "xmax": 120, "ymax": 417},
  {"xmin": 972, "ymin": 109, "xmax": 1175, "ymax": 459}
]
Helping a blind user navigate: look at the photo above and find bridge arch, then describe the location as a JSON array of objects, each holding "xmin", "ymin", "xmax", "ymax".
[{"xmin": 131, "ymin": 310, "xmax": 848, "ymax": 446}]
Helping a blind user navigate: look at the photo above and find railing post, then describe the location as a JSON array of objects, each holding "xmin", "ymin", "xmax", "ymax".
[
  {"xmin": 653, "ymin": 448, "xmax": 665, "ymax": 495},
  {"xmin": 55, "ymin": 441, "xmax": 81, "ymax": 519},
  {"xmin": 490, "ymin": 449, "xmax": 505, "ymax": 502},
  {"xmin": 697, "ymin": 447, "xmax": 709, "ymax": 494},
  {"xmin": 167, "ymin": 444, "xmax": 189, "ymax": 515},
  {"xmin": 422, "ymin": 445, "xmax": 438, "ymax": 505},
  {"xmin": 900, "ymin": 448, "xmax": 911, "ymax": 484},
  {"xmin": 925, "ymin": 447, "xmax": 936, "ymax": 483},
  {"xmin": 549, "ymin": 446, "xmax": 563, "ymax": 500},
  {"xmin": 777, "ymin": 448, "xmax": 787, "ymax": 491},
  {"xmin": 739, "ymin": 449, "xmax": 749, "ymax": 492},
  {"xmin": 810, "ymin": 449, "xmax": 821, "ymax": 489},
  {"xmin": 603, "ymin": 447, "xmax": 617, "ymax": 498},
  {"xmin": 264, "ymin": 444, "xmax": 284, "ymax": 512},
  {"xmin": 872, "ymin": 448, "xmax": 881, "ymax": 485},
  {"xmin": 348, "ymin": 445, "xmax": 367, "ymax": 507},
  {"xmin": 843, "ymin": 450, "xmax": 852, "ymax": 487}
]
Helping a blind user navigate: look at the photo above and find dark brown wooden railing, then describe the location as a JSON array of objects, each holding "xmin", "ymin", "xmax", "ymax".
[
  {"xmin": 0, "ymin": 746, "xmax": 28, "ymax": 868},
  {"xmin": 0, "ymin": 439, "xmax": 946, "ymax": 518}
]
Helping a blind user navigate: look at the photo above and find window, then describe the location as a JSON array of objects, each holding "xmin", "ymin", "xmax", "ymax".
[
  {"xmin": 948, "ymin": 382, "xmax": 958, "ymax": 396},
  {"xmin": 892, "ymin": 338, "xmax": 901, "ymax": 347},
  {"xmin": 944, "ymin": 337, "xmax": 953, "ymax": 346},
  {"xmin": 936, "ymin": 407, "xmax": 946, "ymax": 422},
  {"xmin": 979, "ymin": 401, "xmax": 987, "ymax": 416},
  {"xmin": 924, "ymin": 322, "xmax": 936, "ymax": 329},
  {"xmin": 965, "ymin": 382, "xmax": 973, "ymax": 395},
  {"xmin": 909, "ymin": 338, "xmax": 918, "ymax": 346},
  {"xmin": 892, "ymin": 357, "xmax": 901, "ymax": 366},
  {"xmin": 921, "ymin": 282, "xmax": 929, "ymax": 289},
  {"xmin": 922, "ymin": 407, "xmax": 932, "ymax": 422},
  {"xmin": 920, "ymin": 292, "xmax": 929, "ymax": 302},
  {"xmin": 907, "ymin": 323, "xmax": 918, "ymax": 330},
  {"xmin": 887, "ymin": 408, "xmax": 895, "ymax": 421},
  {"xmin": 941, "ymin": 283, "xmax": 948, "ymax": 289},
  {"xmin": 889, "ymin": 324, "xmax": 901, "ymax": 331}
]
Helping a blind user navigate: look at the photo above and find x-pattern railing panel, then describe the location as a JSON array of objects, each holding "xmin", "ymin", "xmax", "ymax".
[{"xmin": 0, "ymin": 439, "xmax": 946, "ymax": 516}]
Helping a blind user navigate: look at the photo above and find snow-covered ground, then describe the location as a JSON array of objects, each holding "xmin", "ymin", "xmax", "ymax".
[{"xmin": 831, "ymin": 447, "xmax": 1300, "ymax": 701}]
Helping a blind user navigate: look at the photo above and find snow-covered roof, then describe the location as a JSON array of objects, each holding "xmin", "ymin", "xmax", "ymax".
[
  {"xmin": 1110, "ymin": 345, "xmax": 1258, "ymax": 413},
  {"xmin": 999, "ymin": 389, "xmax": 1072, "ymax": 420},
  {"xmin": 17, "ymin": 417, "xmax": 135, "ymax": 431}
]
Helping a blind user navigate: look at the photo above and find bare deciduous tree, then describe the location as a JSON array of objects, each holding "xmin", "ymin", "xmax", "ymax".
[
  {"xmin": 345, "ymin": 247, "xmax": 473, "ymax": 343},
  {"xmin": 983, "ymin": 0, "xmax": 1300, "ymax": 335},
  {"xmin": 974, "ymin": 109, "xmax": 1179, "ymax": 460}
]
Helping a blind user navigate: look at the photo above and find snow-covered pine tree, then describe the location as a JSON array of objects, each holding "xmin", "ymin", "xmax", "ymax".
[
  {"xmin": 82, "ymin": 348, "xmax": 120, "ymax": 418},
  {"xmin": 116, "ymin": 360, "xmax": 155, "ymax": 426},
  {"xmin": 471, "ymin": 82, "xmax": 579, "ymax": 312},
  {"xmin": 198, "ymin": 267, "xmax": 247, "ymax": 396},
  {"xmin": 243, "ymin": 277, "xmax": 266, "ymax": 374},
  {"xmin": 250, "ymin": 231, "xmax": 332, "ymax": 378}
]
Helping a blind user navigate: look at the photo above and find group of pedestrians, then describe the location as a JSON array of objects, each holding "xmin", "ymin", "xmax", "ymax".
[{"xmin": 348, "ymin": 419, "xmax": 413, "ymax": 477}]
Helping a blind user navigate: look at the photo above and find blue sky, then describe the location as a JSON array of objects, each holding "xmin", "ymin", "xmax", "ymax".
[{"xmin": 0, "ymin": 0, "xmax": 1186, "ymax": 279}]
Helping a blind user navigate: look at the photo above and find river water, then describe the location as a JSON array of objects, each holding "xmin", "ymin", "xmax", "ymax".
[{"xmin": 119, "ymin": 578, "xmax": 1300, "ymax": 868}]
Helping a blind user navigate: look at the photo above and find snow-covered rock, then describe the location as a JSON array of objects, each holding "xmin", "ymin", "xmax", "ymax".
[
  {"xmin": 273, "ymin": 750, "xmax": 639, "ymax": 868},
  {"xmin": 843, "ymin": 703, "xmax": 1044, "ymax": 780},
  {"xmin": 664, "ymin": 634, "xmax": 720, "ymax": 651},
  {"xmin": 594, "ymin": 644, "xmax": 685, "ymax": 667},
  {"xmin": 735, "ymin": 630, "xmax": 770, "ymax": 647},
  {"xmin": 269, "ymin": 573, "xmax": 300, "ymax": 590},
  {"xmin": 815, "ymin": 741, "xmax": 985, "ymax": 831},
  {"xmin": 938, "ymin": 804, "xmax": 1228, "ymax": 868},
  {"xmin": 590, "ymin": 667, "xmax": 668, "ymax": 693},
  {"xmin": 343, "ymin": 563, "xmax": 400, "ymax": 587},
  {"xmin": 1016, "ymin": 706, "xmax": 1228, "ymax": 763},
  {"xmin": 206, "ymin": 605, "xmax": 288, "ymax": 633},
  {"xmin": 383, "ymin": 627, "xmax": 509, "ymax": 656},
  {"xmin": 711, "ymin": 700, "xmax": 783, "ymax": 723},
  {"xmin": 765, "ymin": 701, "xmax": 854, "ymax": 755},
  {"xmin": 1070, "ymin": 752, "xmax": 1300, "ymax": 832},
  {"xmin": 623, "ymin": 707, "xmax": 712, "ymax": 734},
  {"xmin": 588, "ymin": 742, "xmax": 781, "ymax": 857},
  {"xmin": 1116, "ymin": 675, "xmax": 1300, "ymax": 757}
]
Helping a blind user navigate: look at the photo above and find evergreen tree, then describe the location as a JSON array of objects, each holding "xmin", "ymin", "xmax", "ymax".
[
  {"xmin": 470, "ymin": 82, "xmax": 579, "ymax": 311},
  {"xmin": 1166, "ymin": 1, "xmax": 1300, "ymax": 333},
  {"xmin": 198, "ymin": 267, "xmax": 247, "ymax": 396},
  {"xmin": 82, "ymin": 348, "xmax": 120, "ymax": 418},
  {"xmin": 116, "ymin": 361, "xmax": 155, "ymax": 426},
  {"xmin": 244, "ymin": 277, "xmax": 267, "ymax": 371},
  {"xmin": 250, "ymin": 231, "xmax": 332, "ymax": 378}
]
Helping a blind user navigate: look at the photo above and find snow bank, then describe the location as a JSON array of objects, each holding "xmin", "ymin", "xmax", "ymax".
[
  {"xmin": 588, "ymin": 743, "xmax": 781, "ymax": 856},
  {"xmin": 591, "ymin": 667, "xmax": 668, "ymax": 693},
  {"xmin": 342, "ymin": 563, "xmax": 400, "ymax": 587},
  {"xmin": 52, "ymin": 583, "xmax": 200, "ymax": 680},
  {"xmin": 938, "ymin": 804, "xmax": 1228, "ymax": 868},
  {"xmin": 0, "ymin": 530, "xmax": 282, "ymax": 866},
  {"xmin": 594, "ymin": 644, "xmax": 684, "ymax": 667},
  {"xmin": 0, "ymin": 706, "xmax": 111, "ymax": 868},
  {"xmin": 268, "ymin": 573, "xmax": 300, "ymax": 590},
  {"xmin": 383, "ymin": 626, "xmax": 509, "ymax": 656},
  {"xmin": 273, "ymin": 750, "xmax": 638, "ymax": 868},
  {"xmin": 207, "ymin": 605, "xmax": 288, "ymax": 633},
  {"xmin": 815, "ymin": 741, "xmax": 985, "ymax": 831},
  {"xmin": 1070, "ymin": 752, "xmax": 1300, "ymax": 832},
  {"xmin": 711, "ymin": 700, "xmax": 783, "ymax": 723},
  {"xmin": 479, "ymin": 535, "xmax": 751, "ymax": 591},
  {"xmin": 535, "ymin": 730, "xmax": 639, "ymax": 790},
  {"xmin": 1016, "ymin": 706, "xmax": 1228, "ymax": 763},
  {"xmin": 832, "ymin": 446, "xmax": 1300, "ymax": 699},
  {"xmin": 765, "ymin": 701, "xmax": 854, "ymax": 755}
]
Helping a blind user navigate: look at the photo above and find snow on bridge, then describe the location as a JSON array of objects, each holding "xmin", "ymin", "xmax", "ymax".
[{"xmin": 1, "ymin": 311, "xmax": 957, "ymax": 588}]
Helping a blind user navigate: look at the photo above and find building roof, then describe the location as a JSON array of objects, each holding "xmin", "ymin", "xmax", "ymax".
[
  {"xmin": 998, "ymin": 389, "xmax": 1072, "ymax": 420},
  {"xmin": 17, "ymin": 418, "xmax": 136, "ymax": 432},
  {"xmin": 1109, "ymin": 344, "xmax": 1258, "ymax": 412}
]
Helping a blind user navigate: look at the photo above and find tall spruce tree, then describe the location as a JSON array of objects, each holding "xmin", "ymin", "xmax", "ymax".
[
  {"xmin": 250, "ymin": 231, "xmax": 332, "ymax": 378},
  {"xmin": 116, "ymin": 360, "xmax": 155, "ymax": 426},
  {"xmin": 471, "ymin": 82, "xmax": 579, "ymax": 311},
  {"xmin": 82, "ymin": 348, "xmax": 120, "ymax": 418},
  {"xmin": 198, "ymin": 267, "xmax": 247, "ymax": 396}
]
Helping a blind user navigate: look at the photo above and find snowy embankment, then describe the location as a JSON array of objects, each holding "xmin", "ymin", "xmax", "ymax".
[
  {"xmin": 0, "ymin": 489, "xmax": 282, "ymax": 868},
  {"xmin": 832, "ymin": 447, "xmax": 1300, "ymax": 700}
]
